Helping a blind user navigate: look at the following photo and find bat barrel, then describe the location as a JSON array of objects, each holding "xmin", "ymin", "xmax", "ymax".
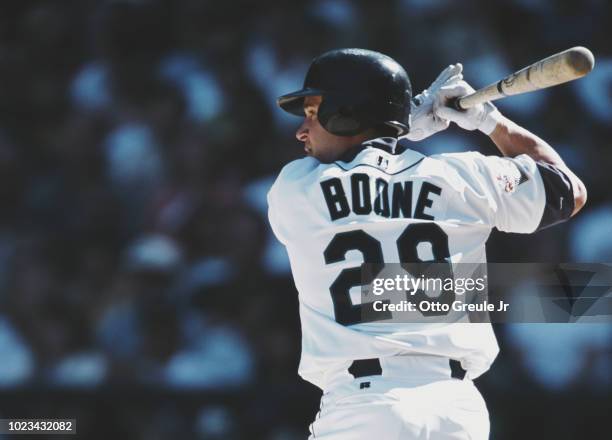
[
  {"xmin": 565, "ymin": 46, "xmax": 595, "ymax": 76},
  {"xmin": 453, "ymin": 46, "xmax": 595, "ymax": 110}
]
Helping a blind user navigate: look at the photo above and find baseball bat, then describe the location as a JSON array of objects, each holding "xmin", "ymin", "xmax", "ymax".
[{"xmin": 451, "ymin": 46, "xmax": 595, "ymax": 110}]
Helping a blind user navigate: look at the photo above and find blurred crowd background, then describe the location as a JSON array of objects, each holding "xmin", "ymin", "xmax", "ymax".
[{"xmin": 0, "ymin": 0, "xmax": 610, "ymax": 439}]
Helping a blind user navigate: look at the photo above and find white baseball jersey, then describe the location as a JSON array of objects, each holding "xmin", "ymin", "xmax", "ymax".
[{"xmin": 267, "ymin": 137, "xmax": 573, "ymax": 390}]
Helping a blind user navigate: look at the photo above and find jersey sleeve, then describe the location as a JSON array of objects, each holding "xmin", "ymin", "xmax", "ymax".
[
  {"xmin": 442, "ymin": 152, "xmax": 574, "ymax": 233},
  {"xmin": 267, "ymin": 172, "xmax": 290, "ymax": 246},
  {"xmin": 267, "ymin": 157, "xmax": 320, "ymax": 246}
]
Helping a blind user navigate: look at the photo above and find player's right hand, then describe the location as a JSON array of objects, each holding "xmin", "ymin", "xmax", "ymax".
[
  {"xmin": 433, "ymin": 80, "xmax": 502, "ymax": 135},
  {"xmin": 402, "ymin": 63, "xmax": 463, "ymax": 142}
]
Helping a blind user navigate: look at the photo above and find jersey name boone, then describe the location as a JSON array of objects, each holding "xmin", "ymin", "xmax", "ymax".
[{"xmin": 320, "ymin": 173, "xmax": 442, "ymax": 221}]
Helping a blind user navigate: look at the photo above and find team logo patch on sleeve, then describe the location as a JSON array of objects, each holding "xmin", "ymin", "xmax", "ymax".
[{"xmin": 495, "ymin": 160, "xmax": 529, "ymax": 194}]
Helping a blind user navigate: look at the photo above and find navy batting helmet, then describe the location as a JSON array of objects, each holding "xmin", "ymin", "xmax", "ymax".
[{"xmin": 277, "ymin": 48, "xmax": 412, "ymax": 137}]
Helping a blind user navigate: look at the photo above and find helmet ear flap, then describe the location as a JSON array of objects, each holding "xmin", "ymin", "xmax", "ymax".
[{"xmin": 318, "ymin": 94, "xmax": 369, "ymax": 136}]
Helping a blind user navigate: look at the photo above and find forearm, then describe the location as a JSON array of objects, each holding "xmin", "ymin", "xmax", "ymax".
[
  {"xmin": 489, "ymin": 114, "xmax": 587, "ymax": 216},
  {"xmin": 489, "ymin": 115, "xmax": 564, "ymax": 166}
]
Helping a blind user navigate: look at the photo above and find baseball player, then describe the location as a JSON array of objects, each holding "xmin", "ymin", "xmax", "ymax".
[{"xmin": 267, "ymin": 49, "xmax": 586, "ymax": 439}]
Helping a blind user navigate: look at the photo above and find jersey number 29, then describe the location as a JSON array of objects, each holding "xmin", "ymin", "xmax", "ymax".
[{"xmin": 323, "ymin": 223, "xmax": 454, "ymax": 325}]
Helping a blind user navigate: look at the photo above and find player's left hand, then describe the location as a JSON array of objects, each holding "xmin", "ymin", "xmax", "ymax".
[
  {"xmin": 433, "ymin": 80, "xmax": 502, "ymax": 134},
  {"xmin": 402, "ymin": 63, "xmax": 463, "ymax": 142}
]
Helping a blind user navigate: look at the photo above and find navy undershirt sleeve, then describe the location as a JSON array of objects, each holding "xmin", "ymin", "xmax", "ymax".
[{"xmin": 536, "ymin": 162, "xmax": 575, "ymax": 230}]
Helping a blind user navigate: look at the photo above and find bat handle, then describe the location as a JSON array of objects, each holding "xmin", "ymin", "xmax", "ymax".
[{"xmin": 447, "ymin": 96, "xmax": 467, "ymax": 111}]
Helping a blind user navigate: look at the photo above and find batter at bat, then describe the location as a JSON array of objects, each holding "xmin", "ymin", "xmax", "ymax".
[{"xmin": 268, "ymin": 48, "xmax": 588, "ymax": 439}]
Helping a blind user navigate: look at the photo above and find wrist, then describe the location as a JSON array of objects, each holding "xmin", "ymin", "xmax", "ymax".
[{"xmin": 477, "ymin": 103, "xmax": 503, "ymax": 135}]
